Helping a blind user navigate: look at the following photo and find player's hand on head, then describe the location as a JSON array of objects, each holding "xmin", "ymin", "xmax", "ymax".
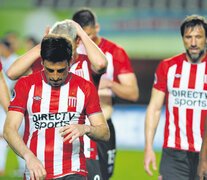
[
  {"xmin": 144, "ymin": 148, "xmax": 157, "ymax": 176},
  {"xmin": 44, "ymin": 25, "xmax": 50, "ymax": 37},
  {"xmin": 59, "ymin": 124, "xmax": 88, "ymax": 143},
  {"xmin": 25, "ymin": 153, "xmax": 47, "ymax": 180}
]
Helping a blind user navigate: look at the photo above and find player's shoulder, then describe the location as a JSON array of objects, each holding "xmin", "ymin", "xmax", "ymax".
[
  {"xmin": 161, "ymin": 53, "xmax": 184, "ymax": 66},
  {"xmin": 100, "ymin": 37, "xmax": 125, "ymax": 51},
  {"xmin": 71, "ymin": 73, "xmax": 95, "ymax": 88},
  {"xmin": 18, "ymin": 71, "xmax": 42, "ymax": 85}
]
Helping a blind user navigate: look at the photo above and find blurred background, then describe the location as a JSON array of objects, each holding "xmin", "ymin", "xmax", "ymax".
[{"xmin": 0, "ymin": 0, "xmax": 206, "ymax": 179}]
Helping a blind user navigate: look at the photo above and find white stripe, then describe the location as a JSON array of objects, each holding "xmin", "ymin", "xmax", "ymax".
[
  {"xmin": 101, "ymin": 52, "xmax": 114, "ymax": 81},
  {"xmin": 193, "ymin": 109, "xmax": 202, "ymax": 151},
  {"xmin": 71, "ymin": 87, "xmax": 85, "ymax": 171},
  {"xmin": 53, "ymin": 83, "xmax": 69, "ymax": 175},
  {"xmin": 178, "ymin": 61, "xmax": 191, "ymax": 149},
  {"xmin": 36, "ymin": 82, "xmax": 51, "ymax": 167},
  {"xmin": 167, "ymin": 65, "xmax": 176, "ymax": 147},
  {"xmin": 82, "ymin": 60, "xmax": 90, "ymax": 81},
  {"xmin": 76, "ymin": 87, "xmax": 85, "ymax": 113},
  {"xmin": 25, "ymin": 85, "xmax": 35, "ymax": 179},
  {"xmin": 178, "ymin": 107, "xmax": 188, "ymax": 150},
  {"xmin": 193, "ymin": 63, "xmax": 205, "ymax": 151},
  {"xmin": 70, "ymin": 62, "xmax": 78, "ymax": 74},
  {"xmin": 84, "ymin": 117, "xmax": 91, "ymax": 158},
  {"xmin": 180, "ymin": 61, "xmax": 191, "ymax": 89}
]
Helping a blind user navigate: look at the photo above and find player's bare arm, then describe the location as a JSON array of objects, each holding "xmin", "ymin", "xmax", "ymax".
[
  {"xmin": 3, "ymin": 111, "xmax": 47, "ymax": 180},
  {"xmin": 98, "ymin": 88, "xmax": 113, "ymax": 120},
  {"xmin": 59, "ymin": 112, "xmax": 110, "ymax": 143},
  {"xmin": 68, "ymin": 20, "xmax": 108, "ymax": 74},
  {"xmin": 99, "ymin": 73, "xmax": 139, "ymax": 102},
  {"xmin": 144, "ymin": 88, "xmax": 165, "ymax": 176},
  {"xmin": 0, "ymin": 71, "xmax": 10, "ymax": 112},
  {"xmin": 198, "ymin": 117, "xmax": 207, "ymax": 179},
  {"xmin": 7, "ymin": 26, "xmax": 50, "ymax": 80}
]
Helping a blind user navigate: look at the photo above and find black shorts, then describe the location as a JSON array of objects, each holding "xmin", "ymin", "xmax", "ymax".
[
  {"xmin": 159, "ymin": 148, "xmax": 199, "ymax": 180},
  {"xmin": 52, "ymin": 174, "xmax": 86, "ymax": 180},
  {"xmin": 86, "ymin": 158, "xmax": 102, "ymax": 180},
  {"xmin": 97, "ymin": 119, "xmax": 116, "ymax": 180}
]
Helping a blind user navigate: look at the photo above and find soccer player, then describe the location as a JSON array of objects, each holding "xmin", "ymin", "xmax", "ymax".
[
  {"xmin": 72, "ymin": 8, "xmax": 139, "ymax": 180},
  {"xmin": 0, "ymin": 60, "xmax": 10, "ymax": 176},
  {"xmin": 144, "ymin": 14, "xmax": 207, "ymax": 180},
  {"xmin": 3, "ymin": 34, "xmax": 110, "ymax": 180}
]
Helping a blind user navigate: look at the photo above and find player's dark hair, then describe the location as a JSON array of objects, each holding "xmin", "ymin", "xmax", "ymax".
[
  {"xmin": 180, "ymin": 14, "xmax": 207, "ymax": 37},
  {"xmin": 72, "ymin": 8, "xmax": 96, "ymax": 28},
  {"xmin": 41, "ymin": 34, "xmax": 73, "ymax": 64},
  {"xmin": 0, "ymin": 39, "xmax": 12, "ymax": 49}
]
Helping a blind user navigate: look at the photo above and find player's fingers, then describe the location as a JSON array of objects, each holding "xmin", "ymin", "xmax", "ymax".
[
  {"xmin": 44, "ymin": 25, "xmax": 50, "ymax": 36},
  {"xmin": 144, "ymin": 162, "xmax": 153, "ymax": 176},
  {"xmin": 152, "ymin": 160, "xmax": 157, "ymax": 170},
  {"xmin": 29, "ymin": 170, "xmax": 35, "ymax": 180}
]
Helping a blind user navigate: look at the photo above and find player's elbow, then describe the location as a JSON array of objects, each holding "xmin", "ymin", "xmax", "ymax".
[
  {"xmin": 6, "ymin": 69, "xmax": 17, "ymax": 80},
  {"xmin": 3, "ymin": 124, "xmax": 10, "ymax": 141},
  {"xmin": 102, "ymin": 126, "xmax": 110, "ymax": 141},
  {"xmin": 96, "ymin": 58, "xmax": 108, "ymax": 74}
]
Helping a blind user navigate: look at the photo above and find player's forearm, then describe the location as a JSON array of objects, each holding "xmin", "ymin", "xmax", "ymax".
[
  {"xmin": 200, "ymin": 120, "xmax": 207, "ymax": 160},
  {"xmin": 7, "ymin": 44, "xmax": 41, "ymax": 80},
  {"xmin": 0, "ymin": 74, "xmax": 10, "ymax": 112},
  {"xmin": 79, "ymin": 31, "xmax": 107, "ymax": 74},
  {"xmin": 144, "ymin": 107, "xmax": 161, "ymax": 151},
  {"xmin": 86, "ymin": 123, "xmax": 110, "ymax": 141},
  {"xmin": 110, "ymin": 80, "xmax": 139, "ymax": 102},
  {"xmin": 3, "ymin": 125, "xmax": 33, "ymax": 160}
]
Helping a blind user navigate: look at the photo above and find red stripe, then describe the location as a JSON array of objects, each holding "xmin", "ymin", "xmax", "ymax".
[
  {"xmin": 49, "ymin": 87, "xmax": 60, "ymax": 113},
  {"xmin": 45, "ymin": 128, "xmax": 55, "ymax": 175},
  {"xmin": 201, "ymin": 110, "xmax": 207, "ymax": 139},
  {"xmin": 79, "ymin": 136, "xmax": 86, "ymax": 171},
  {"xmin": 173, "ymin": 107, "xmax": 181, "ymax": 149},
  {"xmin": 29, "ymin": 130, "xmax": 38, "ymax": 156},
  {"xmin": 186, "ymin": 109, "xmax": 195, "ymax": 151},
  {"xmin": 62, "ymin": 141, "xmax": 72, "ymax": 173},
  {"xmin": 173, "ymin": 60, "xmax": 183, "ymax": 88},
  {"xmin": 203, "ymin": 62, "xmax": 207, "ymax": 90},
  {"xmin": 32, "ymin": 83, "xmax": 43, "ymax": 113},
  {"xmin": 188, "ymin": 64, "xmax": 197, "ymax": 89}
]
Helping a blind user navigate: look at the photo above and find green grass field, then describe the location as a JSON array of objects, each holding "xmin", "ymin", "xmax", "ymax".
[{"xmin": 0, "ymin": 148, "xmax": 161, "ymax": 180}]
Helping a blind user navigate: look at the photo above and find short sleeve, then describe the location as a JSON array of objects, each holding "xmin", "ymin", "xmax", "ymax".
[
  {"xmin": 85, "ymin": 82, "xmax": 102, "ymax": 116},
  {"xmin": 153, "ymin": 60, "xmax": 168, "ymax": 92},
  {"xmin": 114, "ymin": 47, "xmax": 134, "ymax": 75},
  {"xmin": 9, "ymin": 77, "xmax": 28, "ymax": 113}
]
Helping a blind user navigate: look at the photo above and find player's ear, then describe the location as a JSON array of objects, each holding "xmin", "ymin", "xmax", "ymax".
[{"xmin": 95, "ymin": 24, "xmax": 100, "ymax": 34}]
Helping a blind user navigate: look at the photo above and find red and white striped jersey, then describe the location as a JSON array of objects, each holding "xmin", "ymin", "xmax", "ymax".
[
  {"xmin": 9, "ymin": 71, "xmax": 102, "ymax": 179},
  {"xmin": 154, "ymin": 53, "xmax": 207, "ymax": 152},
  {"xmin": 70, "ymin": 54, "xmax": 101, "ymax": 90},
  {"xmin": 78, "ymin": 38, "xmax": 135, "ymax": 159},
  {"xmin": 99, "ymin": 38, "xmax": 134, "ymax": 83},
  {"xmin": 69, "ymin": 54, "xmax": 102, "ymax": 160}
]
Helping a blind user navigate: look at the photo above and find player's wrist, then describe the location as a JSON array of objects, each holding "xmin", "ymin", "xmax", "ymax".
[{"xmin": 84, "ymin": 125, "xmax": 91, "ymax": 135}]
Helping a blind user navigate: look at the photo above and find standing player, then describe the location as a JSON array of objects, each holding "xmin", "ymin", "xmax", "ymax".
[
  {"xmin": 144, "ymin": 14, "xmax": 207, "ymax": 180},
  {"xmin": 72, "ymin": 8, "xmax": 139, "ymax": 180},
  {"xmin": 3, "ymin": 34, "xmax": 110, "ymax": 180},
  {"xmin": 6, "ymin": 20, "xmax": 108, "ymax": 179},
  {"xmin": 0, "ymin": 60, "xmax": 10, "ymax": 176}
]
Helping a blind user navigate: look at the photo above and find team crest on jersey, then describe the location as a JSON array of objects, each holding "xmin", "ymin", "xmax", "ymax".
[
  {"xmin": 68, "ymin": 96, "xmax": 77, "ymax": 108},
  {"xmin": 204, "ymin": 75, "xmax": 207, "ymax": 84},
  {"xmin": 11, "ymin": 89, "xmax": 16, "ymax": 102}
]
